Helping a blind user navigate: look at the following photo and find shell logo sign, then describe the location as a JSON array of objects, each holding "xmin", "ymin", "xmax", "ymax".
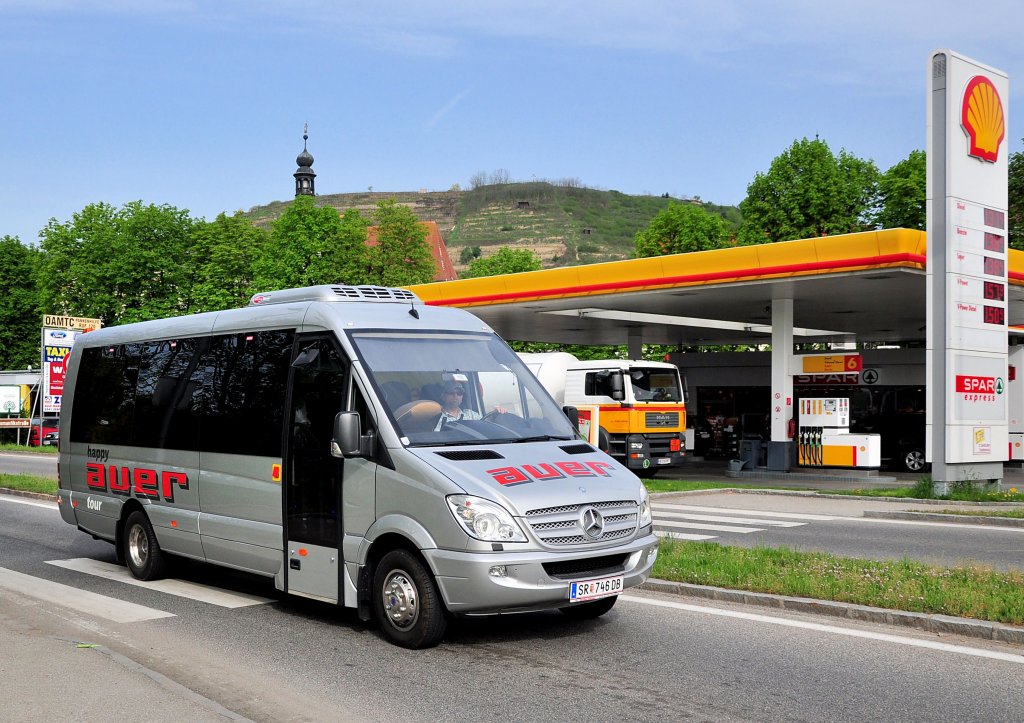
[{"xmin": 960, "ymin": 75, "xmax": 1005, "ymax": 163}]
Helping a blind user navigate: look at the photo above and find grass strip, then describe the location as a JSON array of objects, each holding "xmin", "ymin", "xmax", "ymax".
[
  {"xmin": 644, "ymin": 480, "xmax": 802, "ymax": 493},
  {"xmin": 653, "ymin": 539, "xmax": 1024, "ymax": 626},
  {"xmin": 0, "ymin": 444, "xmax": 58, "ymax": 455},
  {"xmin": 0, "ymin": 474, "xmax": 58, "ymax": 496},
  {"xmin": 828, "ymin": 484, "xmax": 1024, "ymax": 503}
]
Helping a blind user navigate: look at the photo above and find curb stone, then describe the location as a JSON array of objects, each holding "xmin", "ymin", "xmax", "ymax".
[
  {"xmin": 0, "ymin": 487, "xmax": 56, "ymax": 502},
  {"xmin": 653, "ymin": 487, "xmax": 1024, "ymax": 508},
  {"xmin": 639, "ymin": 578, "xmax": 1024, "ymax": 646},
  {"xmin": 864, "ymin": 510, "xmax": 1024, "ymax": 527}
]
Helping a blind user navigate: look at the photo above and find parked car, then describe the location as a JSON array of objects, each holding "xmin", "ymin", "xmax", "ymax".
[
  {"xmin": 28, "ymin": 420, "xmax": 59, "ymax": 447},
  {"xmin": 41, "ymin": 430, "xmax": 59, "ymax": 446}
]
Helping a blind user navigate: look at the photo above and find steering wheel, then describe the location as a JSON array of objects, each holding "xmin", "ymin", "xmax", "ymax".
[{"xmin": 394, "ymin": 400, "xmax": 442, "ymax": 432}]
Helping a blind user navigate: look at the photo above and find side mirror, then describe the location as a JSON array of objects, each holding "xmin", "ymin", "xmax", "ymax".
[
  {"xmin": 332, "ymin": 411, "xmax": 373, "ymax": 459},
  {"xmin": 562, "ymin": 405, "xmax": 579, "ymax": 429},
  {"xmin": 608, "ymin": 372, "xmax": 625, "ymax": 401}
]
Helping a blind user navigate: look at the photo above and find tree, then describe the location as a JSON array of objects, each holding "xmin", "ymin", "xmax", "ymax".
[
  {"xmin": 37, "ymin": 201, "xmax": 197, "ymax": 326},
  {"xmin": 0, "ymin": 236, "xmax": 40, "ymax": 369},
  {"xmin": 367, "ymin": 199, "xmax": 434, "ymax": 286},
  {"xmin": 462, "ymin": 247, "xmax": 542, "ymax": 279},
  {"xmin": 875, "ymin": 150, "xmax": 926, "ymax": 231},
  {"xmin": 634, "ymin": 203, "xmax": 729, "ymax": 257},
  {"xmin": 459, "ymin": 246, "xmax": 481, "ymax": 264},
  {"xmin": 738, "ymin": 138, "xmax": 880, "ymax": 244},
  {"xmin": 252, "ymin": 195, "xmax": 369, "ymax": 290},
  {"xmin": 1009, "ymin": 144, "xmax": 1024, "ymax": 250},
  {"xmin": 190, "ymin": 213, "xmax": 270, "ymax": 312}
]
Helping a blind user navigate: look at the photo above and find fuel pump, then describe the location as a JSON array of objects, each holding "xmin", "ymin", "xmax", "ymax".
[{"xmin": 798, "ymin": 398, "xmax": 880, "ymax": 468}]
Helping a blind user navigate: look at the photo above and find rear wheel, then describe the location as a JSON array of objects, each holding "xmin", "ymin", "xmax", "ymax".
[
  {"xmin": 635, "ymin": 467, "xmax": 658, "ymax": 479},
  {"xmin": 560, "ymin": 595, "xmax": 618, "ymax": 620},
  {"xmin": 373, "ymin": 549, "xmax": 447, "ymax": 649},
  {"xmin": 122, "ymin": 511, "xmax": 167, "ymax": 581}
]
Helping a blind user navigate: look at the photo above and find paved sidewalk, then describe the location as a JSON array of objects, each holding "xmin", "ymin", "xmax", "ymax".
[{"xmin": 0, "ymin": 599, "xmax": 250, "ymax": 722}]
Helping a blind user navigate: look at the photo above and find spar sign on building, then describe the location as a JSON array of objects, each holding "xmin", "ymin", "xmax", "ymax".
[
  {"xmin": 927, "ymin": 50, "xmax": 1009, "ymax": 472},
  {"xmin": 41, "ymin": 315, "xmax": 102, "ymax": 414}
]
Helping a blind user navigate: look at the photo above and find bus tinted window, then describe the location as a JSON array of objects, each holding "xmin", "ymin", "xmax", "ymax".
[
  {"xmin": 199, "ymin": 330, "xmax": 294, "ymax": 457},
  {"xmin": 134, "ymin": 338, "xmax": 201, "ymax": 451},
  {"xmin": 70, "ymin": 344, "xmax": 140, "ymax": 445}
]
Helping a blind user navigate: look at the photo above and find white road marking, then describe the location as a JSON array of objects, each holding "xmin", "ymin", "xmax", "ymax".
[
  {"xmin": 653, "ymin": 520, "xmax": 763, "ymax": 534},
  {"xmin": 0, "ymin": 566, "xmax": 174, "ymax": 623},
  {"xmin": 620, "ymin": 594, "xmax": 1024, "ymax": 665},
  {"xmin": 654, "ymin": 510, "xmax": 805, "ymax": 527},
  {"xmin": 0, "ymin": 494, "xmax": 56, "ymax": 510},
  {"xmin": 654, "ymin": 503, "xmax": 837, "ymax": 521},
  {"xmin": 46, "ymin": 559, "xmax": 273, "ymax": 608},
  {"xmin": 655, "ymin": 531, "xmax": 717, "ymax": 541}
]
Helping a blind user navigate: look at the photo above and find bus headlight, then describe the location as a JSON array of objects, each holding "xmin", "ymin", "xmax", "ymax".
[
  {"xmin": 447, "ymin": 495, "xmax": 527, "ymax": 542},
  {"xmin": 639, "ymin": 486, "xmax": 652, "ymax": 527}
]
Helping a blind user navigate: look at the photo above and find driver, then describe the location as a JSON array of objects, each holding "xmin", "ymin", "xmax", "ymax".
[{"xmin": 435, "ymin": 381, "xmax": 481, "ymax": 430}]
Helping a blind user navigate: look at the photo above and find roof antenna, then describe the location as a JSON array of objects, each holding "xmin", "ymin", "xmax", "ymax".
[{"xmin": 409, "ymin": 300, "xmax": 419, "ymax": 319}]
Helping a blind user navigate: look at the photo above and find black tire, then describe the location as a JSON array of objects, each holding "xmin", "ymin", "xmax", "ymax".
[
  {"xmin": 122, "ymin": 510, "xmax": 167, "ymax": 581},
  {"xmin": 598, "ymin": 428, "xmax": 612, "ymax": 454},
  {"xmin": 901, "ymin": 447, "xmax": 928, "ymax": 473},
  {"xmin": 635, "ymin": 467, "xmax": 658, "ymax": 479},
  {"xmin": 373, "ymin": 549, "xmax": 447, "ymax": 649},
  {"xmin": 560, "ymin": 595, "xmax": 618, "ymax": 620}
]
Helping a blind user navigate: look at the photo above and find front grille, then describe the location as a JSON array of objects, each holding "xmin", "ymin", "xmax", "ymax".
[
  {"xmin": 434, "ymin": 450, "xmax": 504, "ymax": 461},
  {"xmin": 542, "ymin": 554, "xmax": 629, "ymax": 580},
  {"xmin": 524, "ymin": 500, "xmax": 638, "ymax": 547},
  {"xmin": 645, "ymin": 412, "xmax": 680, "ymax": 427}
]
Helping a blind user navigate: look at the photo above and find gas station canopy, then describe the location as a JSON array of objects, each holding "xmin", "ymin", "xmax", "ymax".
[{"xmin": 409, "ymin": 229, "xmax": 1024, "ymax": 348}]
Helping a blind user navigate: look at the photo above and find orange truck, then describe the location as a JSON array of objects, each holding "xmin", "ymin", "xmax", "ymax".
[{"xmin": 519, "ymin": 353, "xmax": 687, "ymax": 477}]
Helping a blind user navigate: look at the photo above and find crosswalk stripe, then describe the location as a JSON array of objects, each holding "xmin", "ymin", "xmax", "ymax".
[
  {"xmin": 654, "ymin": 503, "xmax": 838, "ymax": 521},
  {"xmin": 654, "ymin": 520, "xmax": 763, "ymax": 534},
  {"xmin": 654, "ymin": 510, "xmax": 805, "ymax": 528},
  {"xmin": 46, "ymin": 559, "xmax": 274, "ymax": 608},
  {"xmin": 0, "ymin": 566, "xmax": 174, "ymax": 623},
  {"xmin": 654, "ymin": 531, "xmax": 717, "ymax": 541}
]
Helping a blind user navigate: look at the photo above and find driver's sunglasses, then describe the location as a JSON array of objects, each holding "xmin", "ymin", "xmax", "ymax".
[{"xmin": 446, "ymin": 388, "xmax": 465, "ymax": 395}]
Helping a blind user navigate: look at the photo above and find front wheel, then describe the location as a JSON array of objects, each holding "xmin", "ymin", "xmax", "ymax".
[
  {"xmin": 560, "ymin": 595, "xmax": 618, "ymax": 620},
  {"xmin": 373, "ymin": 549, "xmax": 447, "ymax": 649},
  {"xmin": 122, "ymin": 510, "xmax": 167, "ymax": 581}
]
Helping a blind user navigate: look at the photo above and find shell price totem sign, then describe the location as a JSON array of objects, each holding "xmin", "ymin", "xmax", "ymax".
[{"xmin": 927, "ymin": 49, "xmax": 1009, "ymax": 476}]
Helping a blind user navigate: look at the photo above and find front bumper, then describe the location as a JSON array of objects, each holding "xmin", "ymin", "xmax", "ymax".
[{"xmin": 424, "ymin": 532, "xmax": 659, "ymax": 615}]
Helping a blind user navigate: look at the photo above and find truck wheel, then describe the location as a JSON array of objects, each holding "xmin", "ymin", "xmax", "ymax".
[
  {"xmin": 560, "ymin": 595, "xmax": 618, "ymax": 620},
  {"xmin": 635, "ymin": 468, "xmax": 658, "ymax": 479},
  {"xmin": 123, "ymin": 511, "xmax": 167, "ymax": 581},
  {"xmin": 373, "ymin": 549, "xmax": 447, "ymax": 649},
  {"xmin": 598, "ymin": 428, "xmax": 612, "ymax": 454}
]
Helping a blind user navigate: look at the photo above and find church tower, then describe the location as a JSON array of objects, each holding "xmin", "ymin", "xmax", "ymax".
[{"xmin": 294, "ymin": 124, "xmax": 316, "ymax": 197}]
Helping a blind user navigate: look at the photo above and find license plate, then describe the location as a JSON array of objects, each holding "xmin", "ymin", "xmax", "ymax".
[
  {"xmin": 569, "ymin": 575, "xmax": 624, "ymax": 603},
  {"xmin": 656, "ymin": 457, "xmax": 671, "ymax": 465}
]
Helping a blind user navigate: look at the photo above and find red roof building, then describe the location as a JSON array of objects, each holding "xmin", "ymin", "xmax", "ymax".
[{"xmin": 365, "ymin": 221, "xmax": 457, "ymax": 282}]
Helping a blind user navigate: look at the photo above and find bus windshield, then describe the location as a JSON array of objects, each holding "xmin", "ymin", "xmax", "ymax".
[{"xmin": 350, "ymin": 331, "xmax": 578, "ymax": 446}]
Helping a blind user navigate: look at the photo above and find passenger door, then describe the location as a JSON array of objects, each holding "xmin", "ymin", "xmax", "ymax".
[{"xmin": 285, "ymin": 336, "xmax": 348, "ymax": 602}]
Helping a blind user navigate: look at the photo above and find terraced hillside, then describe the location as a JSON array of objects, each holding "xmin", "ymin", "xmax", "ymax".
[{"xmin": 243, "ymin": 183, "xmax": 741, "ymax": 274}]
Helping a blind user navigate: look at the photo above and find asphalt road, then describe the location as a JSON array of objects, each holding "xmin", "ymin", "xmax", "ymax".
[
  {"xmin": 0, "ymin": 451, "xmax": 57, "ymax": 478},
  {"xmin": 2, "ymin": 493, "xmax": 1022, "ymax": 722},
  {"xmin": 653, "ymin": 491, "xmax": 1024, "ymax": 571}
]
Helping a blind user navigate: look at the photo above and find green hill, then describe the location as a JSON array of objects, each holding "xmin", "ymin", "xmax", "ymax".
[{"xmin": 243, "ymin": 182, "xmax": 742, "ymax": 274}]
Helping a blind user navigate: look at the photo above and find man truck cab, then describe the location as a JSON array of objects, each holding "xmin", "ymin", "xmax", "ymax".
[
  {"xmin": 57, "ymin": 285, "xmax": 659, "ymax": 648},
  {"xmin": 519, "ymin": 353, "xmax": 687, "ymax": 477}
]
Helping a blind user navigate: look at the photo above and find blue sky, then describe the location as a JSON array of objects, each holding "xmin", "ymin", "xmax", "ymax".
[{"xmin": 2, "ymin": 1, "xmax": 1022, "ymax": 245}]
